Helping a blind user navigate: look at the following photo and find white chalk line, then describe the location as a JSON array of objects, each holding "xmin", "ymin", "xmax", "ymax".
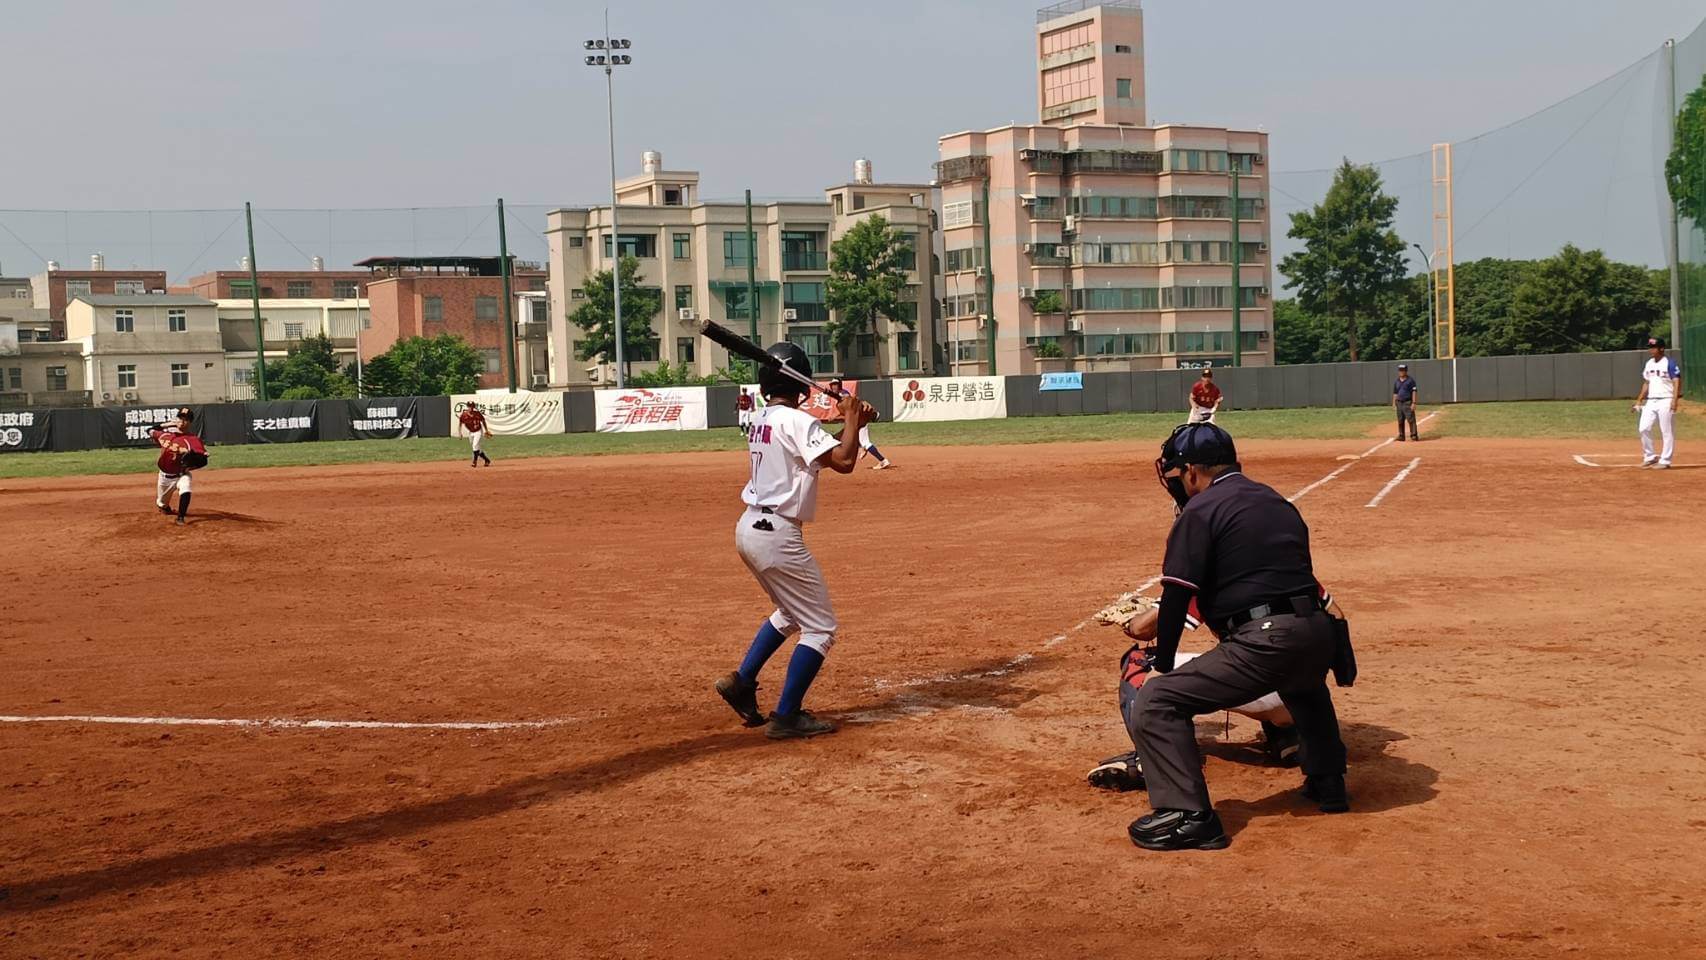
[
  {"xmin": 1573, "ymin": 453, "xmax": 1695, "ymax": 469},
  {"xmin": 0, "ymin": 714, "xmax": 578, "ymax": 731},
  {"xmin": 854, "ymin": 428, "xmax": 1416, "ymax": 720},
  {"xmin": 1365, "ymin": 457, "xmax": 1422, "ymax": 508}
]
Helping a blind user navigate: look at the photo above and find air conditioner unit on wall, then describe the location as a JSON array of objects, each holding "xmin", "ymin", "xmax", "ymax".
[
  {"xmin": 1053, "ymin": 245, "xmax": 1070, "ymax": 259},
  {"xmin": 975, "ymin": 267, "xmax": 988, "ymax": 277},
  {"xmin": 1064, "ymin": 215, "xmax": 1078, "ymax": 232},
  {"xmin": 1068, "ymin": 318, "xmax": 1084, "ymax": 333},
  {"xmin": 782, "ymin": 308, "xmax": 798, "ymax": 321},
  {"xmin": 123, "ymin": 391, "xmax": 137, "ymax": 402},
  {"xmin": 531, "ymin": 373, "xmax": 549, "ymax": 387},
  {"xmin": 1252, "ymin": 154, "xmax": 1266, "ymax": 166},
  {"xmin": 1258, "ymin": 331, "xmax": 1270, "ymax": 341},
  {"xmin": 1257, "ymin": 242, "xmax": 1269, "ymax": 253},
  {"xmin": 678, "ymin": 307, "xmax": 695, "ymax": 321},
  {"xmin": 1018, "ymin": 286, "xmax": 1032, "ymax": 299},
  {"xmin": 1259, "ymin": 286, "xmax": 1271, "ymax": 298},
  {"xmin": 1022, "ymin": 243, "xmax": 1035, "ymax": 254}
]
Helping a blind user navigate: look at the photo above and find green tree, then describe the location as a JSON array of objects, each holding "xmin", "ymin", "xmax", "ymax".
[
  {"xmin": 568, "ymin": 256, "xmax": 663, "ymax": 378},
  {"xmin": 1667, "ymin": 75, "xmax": 1706, "ymax": 226},
  {"xmin": 253, "ymin": 333, "xmax": 355, "ymax": 400},
  {"xmin": 362, "ymin": 334, "xmax": 483, "ymax": 397},
  {"xmin": 1507, "ymin": 245, "xmax": 1667, "ymax": 353},
  {"xmin": 1279, "ymin": 160, "xmax": 1409, "ymax": 361},
  {"xmin": 826, "ymin": 215, "xmax": 913, "ymax": 376},
  {"xmin": 1031, "ymin": 290, "xmax": 1064, "ymax": 314}
]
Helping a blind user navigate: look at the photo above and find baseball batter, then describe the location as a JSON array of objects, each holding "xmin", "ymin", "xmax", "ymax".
[
  {"xmin": 715, "ymin": 343, "xmax": 875, "ymax": 740},
  {"xmin": 828, "ymin": 378, "xmax": 893, "ymax": 470},
  {"xmin": 148, "ymin": 408, "xmax": 208, "ymax": 526},
  {"xmin": 1634, "ymin": 336, "xmax": 1681, "ymax": 468},
  {"xmin": 458, "ymin": 402, "xmax": 494, "ymax": 467}
]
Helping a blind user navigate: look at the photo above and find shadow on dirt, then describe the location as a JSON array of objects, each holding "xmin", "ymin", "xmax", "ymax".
[
  {"xmin": 185, "ymin": 510, "xmax": 280, "ymax": 526},
  {"xmin": 1213, "ymin": 722, "xmax": 1438, "ymax": 836}
]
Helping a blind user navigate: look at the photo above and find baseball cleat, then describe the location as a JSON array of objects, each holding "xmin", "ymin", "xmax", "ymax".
[
  {"xmin": 1655, "ymin": 463, "xmax": 1672, "ymax": 470},
  {"xmin": 157, "ymin": 504, "xmax": 173, "ymax": 515},
  {"xmin": 1641, "ymin": 458, "xmax": 1658, "ymax": 467},
  {"xmin": 173, "ymin": 517, "xmax": 186, "ymax": 526},
  {"xmin": 1128, "ymin": 809, "xmax": 1230, "ymax": 851},
  {"xmin": 1087, "ymin": 751, "xmax": 1145, "ymax": 791},
  {"xmin": 1261, "ymin": 721, "xmax": 1301, "ymax": 767},
  {"xmin": 1302, "ymin": 774, "xmax": 1350, "ymax": 813},
  {"xmin": 764, "ymin": 709, "xmax": 835, "ymax": 740},
  {"xmin": 714, "ymin": 671, "xmax": 767, "ymax": 727}
]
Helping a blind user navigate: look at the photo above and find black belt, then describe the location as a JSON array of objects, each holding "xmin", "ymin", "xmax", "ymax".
[{"xmin": 1220, "ymin": 593, "xmax": 1321, "ymax": 633}]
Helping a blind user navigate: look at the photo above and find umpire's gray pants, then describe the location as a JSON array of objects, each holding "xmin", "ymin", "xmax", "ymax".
[
  {"xmin": 1128, "ymin": 612, "xmax": 1346, "ymax": 812},
  {"xmin": 1396, "ymin": 401, "xmax": 1418, "ymax": 438}
]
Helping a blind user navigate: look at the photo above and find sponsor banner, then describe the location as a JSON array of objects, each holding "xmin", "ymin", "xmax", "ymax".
[
  {"xmin": 594, "ymin": 386, "xmax": 710, "ymax": 433},
  {"xmin": 245, "ymin": 400, "xmax": 319, "ymax": 444},
  {"xmin": 1039, "ymin": 372, "xmax": 1084, "ymax": 392},
  {"xmin": 0, "ymin": 409, "xmax": 50, "ymax": 453},
  {"xmin": 451, "ymin": 392, "xmax": 564, "ymax": 436},
  {"xmin": 739, "ymin": 381, "xmax": 856, "ymax": 422},
  {"xmin": 102, "ymin": 404, "xmax": 207, "ymax": 447},
  {"xmin": 348, "ymin": 397, "xmax": 418, "ymax": 440},
  {"xmin": 891, "ymin": 376, "xmax": 1006, "ymax": 422},
  {"xmin": 1179, "ymin": 358, "xmax": 1232, "ymax": 369}
]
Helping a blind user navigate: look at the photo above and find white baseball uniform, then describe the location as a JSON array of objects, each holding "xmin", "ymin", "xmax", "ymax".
[
  {"xmin": 1640, "ymin": 356, "xmax": 1681, "ymax": 465},
  {"xmin": 737, "ymin": 403, "xmax": 841, "ymax": 655}
]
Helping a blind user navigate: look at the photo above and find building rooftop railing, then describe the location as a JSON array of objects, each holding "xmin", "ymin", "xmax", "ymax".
[{"xmin": 1037, "ymin": 0, "xmax": 1138, "ymax": 24}]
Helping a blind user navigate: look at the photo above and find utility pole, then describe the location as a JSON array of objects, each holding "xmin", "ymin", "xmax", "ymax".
[
  {"xmin": 1665, "ymin": 38, "xmax": 1683, "ymax": 354},
  {"xmin": 1230, "ymin": 163, "xmax": 1242, "ymax": 367},
  {"xmin": 981, "ymin": 178, "xmax": 996, "ymax": 375},
  {"xmin": 498, "ymin": 198, "xmax": 518, "ymax": 392},
  {"xmin": 584, "ymin": 19, "xmax": 632, "ymax": 387},
  {"xmin": 244, "ymin": 202, "xmax": 266, "ymax": 401},
  {"xmin": 745, "ymin": 189, "xmax": 760, "ymax": 347}
]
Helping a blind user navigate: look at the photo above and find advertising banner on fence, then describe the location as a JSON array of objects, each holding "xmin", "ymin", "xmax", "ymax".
[
  {"xmin": 348, "ymin": 397, "xmax": 418, "ymax": 440},
  {"xmin": 103, "ymin": 404, "xmax": 206, "ymax": 447},
  {"xmin": 0, "ymin": 409, "xmax": 50, "ymax": 453},
  {"xmin": 451, "ymin": 392, "xmax": 564, "ymax": 436},
  {"xmin": 246, "ymin": 400, "xmax": 319, "ymax": 444},
  {"xmin": 1039, "ymin": 372, "xmax": 1083, "ymax": 391},
  {"xmin": 891, "ymin": 376, "xmax": 1006, "ymax": 422},
  {"xmin": 737, "ymin": 380, "xmax": 856, "ymax": 423},
  {"xmin": 594, "ymin": 386, "xmax": 709, "ymax": 432}
]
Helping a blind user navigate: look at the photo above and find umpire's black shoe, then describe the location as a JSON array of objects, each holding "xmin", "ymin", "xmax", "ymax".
[
  {"xmin": 1261, "ymin": 721, "xmax": 1301, "ymax": 767},
  {"xmin": 1087, "ymin": 751, "xmax": 1145, "ymax": 791},
  {"xmin": 1302, "ymin": 774, "xmax": 1350, "ymax": 813},
  {"xmin": 714, "ymin": 671, "xmax": 766, "ymax": 728},
  {"xmin": 1128, "ymin": 809, "xmax": 1230, "ymax": 851}
]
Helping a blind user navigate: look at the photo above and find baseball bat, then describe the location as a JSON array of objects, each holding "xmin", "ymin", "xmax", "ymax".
[{"xmin": 695, "ymin": 318, "xmax": 844, "ymax": 398}]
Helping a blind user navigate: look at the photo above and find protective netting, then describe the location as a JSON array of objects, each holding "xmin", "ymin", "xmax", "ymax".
[{"xmin": 1675, "ymin": 18, "xmax": 1706, "ymax": 399}]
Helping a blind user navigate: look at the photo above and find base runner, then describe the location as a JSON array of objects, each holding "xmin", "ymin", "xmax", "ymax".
[
  {"xmin": 458, "ymin": 402, "xmax": 494, "ymax": 467},
  {"xmin": 1634, "ymin": 336, "xmax": 1681, "ymax": 468},
  {"xmin": 715, "ymin": 344, "xmax": 875, "ymax": 740},
  {"xmin": 149, "ymin": 408, "xmax": 208, "ymax": 527},
  {"xmin": 827, "ymin": 378, "xmax": 893, "ymax": 470}
]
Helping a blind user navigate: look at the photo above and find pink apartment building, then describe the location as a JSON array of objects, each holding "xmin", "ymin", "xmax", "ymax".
[{"xmin": 936, "ymin": 0, "xmax": 1275, "ymax": 374}]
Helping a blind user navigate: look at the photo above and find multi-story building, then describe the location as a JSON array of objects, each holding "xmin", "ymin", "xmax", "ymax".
[
  {"xmin": 63, "ymin": 295, "xmax": 229, "ymax": 404},
  {"xmin": 0, "ymin": 317, "xmax": 87, "ymax": 408},
  {"xmin": 215, "ymin": 299, "xmax": 368, "ymax": 400},
  {"xmin": 31, "ymin": 260, "xmax": 170, "ymax": 338},
  {"xmin": 359, "ymin": 256, "xmax": 548, "ymax": 390},
  {"xmin": 935, "ymin": 0, "xmax": 1274, "ymax": 375},
  {"xmin": 545, "ymin": 152, "xmax": 936, "ymax": 386},
  {"xmin": 182, "ymin": 267, "xmax": 372, "ymax": 302}
]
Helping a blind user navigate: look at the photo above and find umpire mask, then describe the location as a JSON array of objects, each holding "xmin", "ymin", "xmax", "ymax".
[{"xmin": 1155, "ymin": 422, "xmax": 1239, "ymax": 509}]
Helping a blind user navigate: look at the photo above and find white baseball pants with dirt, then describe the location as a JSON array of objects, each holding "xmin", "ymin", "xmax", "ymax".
[
  {"xmin": 734, "ymin": 508, "xmax": 838, "ymax": 655},
  {"xmin": 156, "ymin": 471, "xmax": 190, "ymax": 506},
  {"xmin": 1639, "ymin": 401, "xmax": 1674, "ymax": 465},
  {"xmin": 469, "ymin": 429, "xmax": 485, "ymax": 453}
]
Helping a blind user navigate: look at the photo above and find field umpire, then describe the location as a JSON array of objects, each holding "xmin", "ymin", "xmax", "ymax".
[{"xmin": 1127, "ymin": 422, "xmax": 1350, "ymax": 851}]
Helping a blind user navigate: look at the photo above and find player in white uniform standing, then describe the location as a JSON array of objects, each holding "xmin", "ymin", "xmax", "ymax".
[
  {"xmin": 716, "ymin": 343, "xmax": 875, "ymax": 739},
  {"xmin": 1634, "ymin": 336, "xmax": 1681, "ymax": 468},
  {"xmin": 828, "ymin": 377, "xmax": 893, "ymax": 470}
]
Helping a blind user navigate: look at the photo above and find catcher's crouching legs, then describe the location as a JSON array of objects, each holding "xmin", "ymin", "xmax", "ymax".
[{"xmin": 1087, "ymin": 658, "xmax": 1149, "ymax": 792}]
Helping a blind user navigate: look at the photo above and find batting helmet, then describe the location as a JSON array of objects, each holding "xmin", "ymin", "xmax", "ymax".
[{"xmin": 759, "ymin": 341, "xmax": 813, "ymax": 400}]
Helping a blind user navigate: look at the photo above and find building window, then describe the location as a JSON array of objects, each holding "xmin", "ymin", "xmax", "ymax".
[
  {"xmin": 724, "ymin": 287, "xmax": 754, "ymax": 321},
  {"xmin": 117, "ymin": 364, "xmax": 137, "ymax": 388},
  {"xmin": 334, "ymin": 280, "xmax": 359, "ymax": 298},
  {"xmin": 6, "ymin": 367, "xmax": 20, "ymax": 389},
  {"xmin": 942, "ymin": 247, "xmax": 985, "ymax": 273},
  {"xmin": 897, "ymin": 332, "xmax": 918, "ymax": 370},
  {"xmin": 284, "ymin": 322, "xmax": 305, "ymax": 339},
  {"xmin": 630, "ymin": 339, "xmax": 661, "ymax": 362},
  {"xmin": 481, "ymin": 349, "xmax": 502, "ymax": 374},
  {"xmin": 171, "ymin": 363, "xmax": 190, "ymax": 387},
  {"xmin": 603, "ymin": 233, "xmax": 657, "ymax": 258},
  {"xmin": 783, "ymin": 282, "xmax": 827, "ymax": 323},
  {"xmin": 569, "ymin": 236, "xmax": 584, "ymax": 248},
  {"xmin": 10, "ymin": 289, "xmax": 26, "ymax": 299},
  {"xmin": 423, "ymin": 296, "xmax": 444, "ymax": 321},
  {"xmin": 942, "ymin": 200, "xmax": 977, "ymax": 228},
  {"xmin": 475, "ymin": 296, "xmax": 499, "ymax": 320},
  {"xmin": 857, "ymin": 334, "xmax": 876, "ymax": 358},
  {"xmin": 894, "ymin": 233, "xmax": 918, "ymax": 271},
  {"xmin": 1114, "ymin": 43, "xmax": 1132, "ymax": 53},
  {"xmin": 663, "ymin": 188, "xmax": 682, "ymax": 205},
  {"xmin": 285, "ymin": 280, "xmax": 311, "ymax": 298},
  {"xmin": 168, "ymin": 308, "xmax": 187, "ymax": 332},
  {"xmin": 230, "ymin": 280, "xmax": 255, "ymax": 298},
  {"xmin": 1116, "ymin": 78, "xmax": 1132, "ymax": 99},
  {"xmin": 65, "ymin": 280, "xmax": 92, "ymax": 299},
  {"xmin": 723, "ymin": 231, "xmax": 756, "ymax": 267},
  {"xmin": 529, "ymin": 298, "xmax": 548, "ymax": 323},
  {"xmin": 788, "ymin": 329, "xmax": 833, "ymax": 375},
  {"xmin": 114, "ymin": 309, "xmax": 134, "ymax": 333},
  {"xmin": 114, "ymin": 280, "xmax": 146, "ymax": 295},
  {"xmin": 233, "ymin": 367, "xmax": 254, "ymax": 385},
  {"xmin": 673, "ymin": 232, "xmax": 691, "ymax": 259},
  {"xmin": 675, "ymin": 285, "xmax": 693, "ymax": 311},
  {"xmin": 676, "ymin": 336, "xmax": 695, "ymax": 363},
  {"xmin": 47, "ymin": 366, "xmax": 67, "ymax": 391}
]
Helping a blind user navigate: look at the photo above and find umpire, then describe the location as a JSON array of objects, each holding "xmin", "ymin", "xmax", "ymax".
[{"xmin": 1127, "ymin": 422, "xmax": 1348, "ymax": 851}]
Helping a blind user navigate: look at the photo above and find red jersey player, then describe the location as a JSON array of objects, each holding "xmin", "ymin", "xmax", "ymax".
[
  {"xmin": 149, "ymin": 408, "xmax": 208, "ymax": 526},
  {"xmin": 1188, "ymin": 368, "xmax": 1222, "ymax": 423},
  {"xmin": 458, "ymin": 402, "xmax": 493, "ymax": 467}
]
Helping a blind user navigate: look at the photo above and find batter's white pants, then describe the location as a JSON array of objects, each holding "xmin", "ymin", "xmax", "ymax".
[
  {"xmin": 1639, "ymin": 402, "xmax": 1675, "ymax": 465},
  {"xmin": 735, "ymin": 507, "xmax": 837, "ymax": 655},
  {"xmin": 469, "ymin": 429, "xmax": 485, "ymax": 453},
  {"xmin": 857, "ymin": 425, "xmax": 873, "ymax": 450},
  {"xmin": 156, "ymin": 471, "xmax": 190, "ymax": 507}
]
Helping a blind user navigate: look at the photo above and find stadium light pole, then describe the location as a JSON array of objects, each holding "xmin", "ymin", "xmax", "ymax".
[
  {"xmin": 585, "ymin": 26, "xmax": 632, "ymax": 388},
  {"xmin": 1413, "ymin": 243, "xmax": 1437, "ymax": 360}
]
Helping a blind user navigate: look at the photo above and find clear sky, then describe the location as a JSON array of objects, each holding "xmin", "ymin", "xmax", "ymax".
[{"xmin": 0, "ymin": 0, "xmax": 1701, "ymax": 276}]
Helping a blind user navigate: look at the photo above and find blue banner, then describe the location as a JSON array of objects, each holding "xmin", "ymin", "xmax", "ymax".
[{"xmin": 1039, "ymin": 372, "xmax": 1083, "ymax": 392}]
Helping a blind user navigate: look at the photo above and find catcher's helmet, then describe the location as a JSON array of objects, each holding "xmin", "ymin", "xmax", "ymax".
[{"xmin": 759, "ymin": 341, "xmax": 813, "ymax": 400}]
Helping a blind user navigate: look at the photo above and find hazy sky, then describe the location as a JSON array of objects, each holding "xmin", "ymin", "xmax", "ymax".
[{"xmin": 2, "ymin": 0, "xmax": 1699, "ymax": 209}]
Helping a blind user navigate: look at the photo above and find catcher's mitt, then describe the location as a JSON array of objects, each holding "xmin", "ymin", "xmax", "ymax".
[{"xmin": 1093, "ymin": 592, "xmax": 1157, "ymax": 628}]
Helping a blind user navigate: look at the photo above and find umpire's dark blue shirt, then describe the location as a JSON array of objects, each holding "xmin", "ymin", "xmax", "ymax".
[
  {"xmin": 1393, "ymin": 376, "xmax": 1417, "ymax": 402},
  {"xmin": 1161, "ymin": 471, "xmax": 1317, "ymax": 625}
]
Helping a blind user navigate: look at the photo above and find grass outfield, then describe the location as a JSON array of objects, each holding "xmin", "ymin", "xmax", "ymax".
[{"xmin": 0, "ymin": 400, "xmax": 1696, "ymax": 479}]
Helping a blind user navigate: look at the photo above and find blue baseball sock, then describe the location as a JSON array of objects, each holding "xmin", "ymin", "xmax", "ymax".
[
  {"xmin": 867, "ymin": 444, "xmax": 886, "ymax": 461},
  {"xmin": 737, "ymin": 619, "xmax": 788, "ymax": 685},
  {"xmin": 773, "ymin": 644, "xmax": 825, "ymax": 717}
]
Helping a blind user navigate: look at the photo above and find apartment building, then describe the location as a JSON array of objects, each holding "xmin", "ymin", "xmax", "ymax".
[
  {"xmin": 63, "ymin": 295, "xmax": 229, "ymax": 404},
  {"xmin": 545, "ymin": 152, "xmax": 936, "ymax": 386},
  {"xmin": 935, "ymin": 0, "xmax": 1275, "ymax": 375},
  {"xmin": 359, "ymin": 256, "xmax": 548, "ymax": 390},
  {"xmin": 30, "ymin": 260, "xmax": 170, "ymax": 338},
  {"xmin": 0, "ymin": 317, "xmax": 87, "ymax": 408},
  {"xmin": 215, "ymin": 299, "xmax": 368, "ymax": 400}
]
